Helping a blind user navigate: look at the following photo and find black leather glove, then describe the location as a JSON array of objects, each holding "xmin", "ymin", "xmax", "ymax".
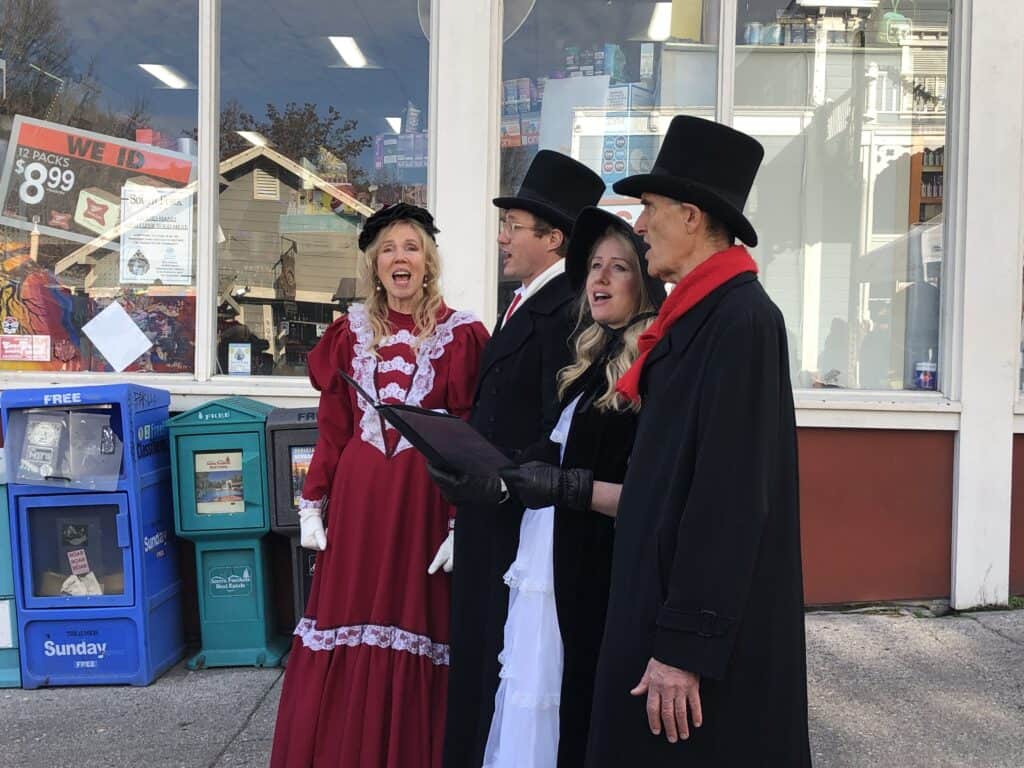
[
  {"xmin": 427, "ymin": 463, "xmax": 506, "ymax": 505},
  {"xmin": 500, "ymin": 461, "xmax": 593, "ymax": 512}
]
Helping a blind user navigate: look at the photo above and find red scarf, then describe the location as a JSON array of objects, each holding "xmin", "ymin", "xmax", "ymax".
[{"xmin": 616, "ymin": 245, "xmax": 758, "ymax": 403}]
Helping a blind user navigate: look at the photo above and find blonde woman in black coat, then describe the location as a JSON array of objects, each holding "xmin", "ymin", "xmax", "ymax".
[{"xmin": 431, "ymin": 207, "xmax": 664, "ymax": 768}]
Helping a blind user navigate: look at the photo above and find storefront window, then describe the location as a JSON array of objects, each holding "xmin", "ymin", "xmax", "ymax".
[
  {"xmin": 497, "ymin": 0, "xmax": 720, "ymax": 319},
  {"xmin": 0, "ymin": 2, "xmax": 200, "ymax": 374},
  {"xmin": 737, "ymin": 0, "xmax": 949, "ymax": 391},
  {"xmin": 216, "ymin": 0, "xmax": 428, "ymax": 377}
]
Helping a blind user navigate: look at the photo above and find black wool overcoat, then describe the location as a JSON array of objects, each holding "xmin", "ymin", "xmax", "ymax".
[
  {"xmin": 444, "ymin": 272, "xmax": 575, "ymax": 768},
  {"xmin": 549, "ymin": 380, "xmax": 637, "ymax": 768},
  {"xmin": 585, "ymin": 273, "xmax": 812, "ymax": 768}
]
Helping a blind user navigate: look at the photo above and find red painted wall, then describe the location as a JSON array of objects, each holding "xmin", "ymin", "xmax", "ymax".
[{"xmin": 798, "ymin": 428, "xmax": 954, "ymax": 605}]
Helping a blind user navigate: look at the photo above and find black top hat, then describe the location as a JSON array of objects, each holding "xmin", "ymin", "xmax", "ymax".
[
  {"xmin": 613, "ymin": 116, "xmax": 764, "ymax": 247},
  {"xmin": 358, "ymin": 203, "xmax": 440, "ymax": 252},
  {"xmin": 493, "ymin": 150, "xmax": 605, "ymax": 234},
  {"xmin": 567, "ymin": 207, "xmax": 666, "ymax": 309}
]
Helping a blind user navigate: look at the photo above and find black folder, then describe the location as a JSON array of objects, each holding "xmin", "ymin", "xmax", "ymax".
[{"xmin": 338, "ymin": 369, "xmax": 512, "ymax": 475}]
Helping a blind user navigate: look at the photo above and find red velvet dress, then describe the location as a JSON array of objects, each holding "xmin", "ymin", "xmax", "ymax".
[{"xmin": 271, "ymin": 303, "xmax": 489, "ymax": 768}]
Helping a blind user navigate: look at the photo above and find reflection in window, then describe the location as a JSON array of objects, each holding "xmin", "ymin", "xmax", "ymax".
[
  {"xmin": 217, "ymin": 1, "xmax": 429, "ymax": 377},
  {"xmin": 0, "ymin": 1, "xmax": 200, "ymax": 374},
  {"xmin": 498, "ymin": 0, "xmax": 720, "ymax": 320},
  {"xmin": 737, "ymin": 0, "xmax": 949, "ymax": 391}
]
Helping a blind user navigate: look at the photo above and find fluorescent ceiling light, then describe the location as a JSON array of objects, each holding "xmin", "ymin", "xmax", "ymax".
[
  {"xmin": 385, "ymin": 117, "xmax": 402, "ymax": 133},
  {"xmin": 648, "ymin": 3, "xmax": 672, "ymax": 42},
  {"xmin": 329, "ymin": 36, "xmax": 367, "ymax": 68},
  {"xmin": 237, "ymin": 131, "xmax": 270, "ymax": 147},
  {"xmin": 139, "ymin": 63, "xmax": 191, "ymax": 89}
]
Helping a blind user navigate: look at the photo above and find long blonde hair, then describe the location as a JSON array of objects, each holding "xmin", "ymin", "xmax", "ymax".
[
  {"xmin": 357, "ymin": 219, "xmax": 445, "ymax": 354},
  {"xmin": 557, "ymin": 228, "xmax": 657, "ymax": 412}
]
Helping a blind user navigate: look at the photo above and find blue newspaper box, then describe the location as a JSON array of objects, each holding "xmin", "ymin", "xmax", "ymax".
[
  {"xmin": 1, "ymin": 447, "xmax": 19, "ymax": 688},
  {"xmin": 0, "ymin": 384, "xmax": 184, "ymax": 688},
  {"xmin": 168, "ymin": 397, "xmax": 287, "ymax": 669}
]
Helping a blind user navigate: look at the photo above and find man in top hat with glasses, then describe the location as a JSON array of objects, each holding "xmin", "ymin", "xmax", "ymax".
[
  {"xmin": 430, "ymin": 150, "xmax": 605, "ymax": 768},
  {"xmin": 585, "ymin": 116, "xmax": 812, "ymax": 767}
]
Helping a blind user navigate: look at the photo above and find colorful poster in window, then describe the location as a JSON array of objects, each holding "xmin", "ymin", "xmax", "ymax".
[
  {"xmin": 194, "ymin": 452, "xmax": 245, "ymax": 515},
  {"xmin": 290, "ymin": 445, "xmax": 314, "ymax": 508},
  {"xmin": 0, "ymin": 115, "xmax": 194, "ymax": 248},
  {"xmin": 0, "ymin": 240, "xmax": 83, "ymax": 372},
  {"xmin": 88, "ymin": 293, "xmax": 196, "ymax": 374}
]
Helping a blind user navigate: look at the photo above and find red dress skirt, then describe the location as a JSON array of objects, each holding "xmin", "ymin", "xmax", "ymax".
[{"xmin": 271, "ymin": 304, "xmax": 488, "ymax": 768}]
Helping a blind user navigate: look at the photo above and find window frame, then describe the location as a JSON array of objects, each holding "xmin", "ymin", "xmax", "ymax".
[{"xmin": 0, "ymin": 0, "xmax": 971, "ymax": 430}]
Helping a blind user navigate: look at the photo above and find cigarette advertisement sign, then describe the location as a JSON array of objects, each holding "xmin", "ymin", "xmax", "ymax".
[{"xmin": 0, "ymin": 115, "xmax": 194, "ymax": 249}]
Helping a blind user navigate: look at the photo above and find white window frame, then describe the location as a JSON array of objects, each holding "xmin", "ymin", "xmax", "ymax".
[{"xmin": 0, "ymin": 0, "xmax": 997, "ymax": 438}]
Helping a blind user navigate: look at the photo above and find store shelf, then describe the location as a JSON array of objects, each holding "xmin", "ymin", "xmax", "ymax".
[{"xmin": 908, "ymin": 148, "xmax": 945, "ymax": 225}]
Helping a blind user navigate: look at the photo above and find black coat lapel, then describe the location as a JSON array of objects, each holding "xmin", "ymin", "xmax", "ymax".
[
  {"xmin": 641, "ymin": 273, "xmax": 758, "ymax": 390},
  {"xmin": 477, "ymin": 272, "xmax": 575, "ymax": 381}
]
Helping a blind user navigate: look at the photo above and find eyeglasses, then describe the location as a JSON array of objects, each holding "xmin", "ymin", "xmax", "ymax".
[{"xmin": 499, "ymin": 218, "xmax": 542, "ymax": 238}]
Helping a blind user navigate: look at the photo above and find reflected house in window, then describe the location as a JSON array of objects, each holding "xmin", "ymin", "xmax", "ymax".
[{"xmin": 215, "ymin": 145, "xmax": 372, "ymax": 376}]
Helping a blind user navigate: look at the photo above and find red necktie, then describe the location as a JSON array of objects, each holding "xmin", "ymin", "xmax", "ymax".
[{"xmin": 502, "ymin": 291, "xmax": 523, "ymax": 328}]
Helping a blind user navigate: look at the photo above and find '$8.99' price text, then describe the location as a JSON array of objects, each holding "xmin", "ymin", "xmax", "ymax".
[{"xmin": 14, "ymin": 158, "xmax": 76, "ymax": 205}]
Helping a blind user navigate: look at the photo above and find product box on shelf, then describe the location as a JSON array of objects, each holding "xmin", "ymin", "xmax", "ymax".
[{"xmin": 606, "ymin": 83, "xmax": 655, "ymax": 111}]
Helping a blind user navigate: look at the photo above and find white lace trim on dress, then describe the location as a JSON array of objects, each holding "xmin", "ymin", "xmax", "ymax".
[
  {"xmin": 293, "ymin": 618, "xmax": 450, "ymax": 666},
  {"xmin": 347, "ymin": 303, "xmax": 478, "ymax": 456},
  {"xmin": 377, "ymin": 382, "xmax": 408, "ymax": 402},
  {"xmin": 378, "ymin": 357, "xmax": 416, "ymax": 375}
]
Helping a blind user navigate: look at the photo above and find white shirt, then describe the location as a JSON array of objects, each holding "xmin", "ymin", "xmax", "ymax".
[{"xmin": 502, "ymin": 259, "xmax": 566, "ymax": 328}]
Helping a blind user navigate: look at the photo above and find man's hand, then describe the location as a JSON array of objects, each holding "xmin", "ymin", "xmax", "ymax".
[
  {"xmin": 427, "ymin": 463, "xmax": 506, "ymax": 506},
  {"xmin": 631, "ymin": 657, "xmax": 702, "ymax": 743},
  {"xmin": 500, "ymin": 461, "xmax": 593, "ymax": 511}
]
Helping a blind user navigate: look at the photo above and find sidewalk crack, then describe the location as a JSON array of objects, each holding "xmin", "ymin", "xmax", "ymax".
[
  {"xmin": 961, "ymin": 614, "xmax": 1024, "ymax": 648},
  {"xmin": 207, "ymin": 669, "xmax": 285, "ymax": 768}
]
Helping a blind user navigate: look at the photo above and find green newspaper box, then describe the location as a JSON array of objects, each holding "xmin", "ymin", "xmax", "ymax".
[{"xmin": 168, "ymin": 397, "xmax": 287, "ymax": 668}]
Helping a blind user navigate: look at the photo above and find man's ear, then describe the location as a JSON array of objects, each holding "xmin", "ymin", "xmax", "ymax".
[
  {"xmin": 681, "ymin": 203, "xmax": 702, "ymax": 235},
  {"xmin": 547, "ymin": 227, "xmax": 565, "ymax": 254}
]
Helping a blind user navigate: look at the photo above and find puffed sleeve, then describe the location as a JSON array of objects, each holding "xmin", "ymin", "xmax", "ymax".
[
  {"xmin": 301, "ymin": 317, "xmax": 355, "ymax": 506},
  {"xmin": 445, "ymin": 319, "xmax": 490, "ymax": 420}
]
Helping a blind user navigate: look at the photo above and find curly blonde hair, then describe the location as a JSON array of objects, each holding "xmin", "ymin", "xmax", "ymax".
[
  {"xmin": 357, "ymin": 219, "xmax": 445, "ymax": 354},
  {"xmin": 557, "ymin": 228, "xmax": 657, "ymax": 412}
]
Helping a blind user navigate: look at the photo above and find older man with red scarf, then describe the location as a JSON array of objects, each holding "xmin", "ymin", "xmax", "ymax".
[{"xmin": 585, "ymin": 116, "xmax": 812, "ymax": 768}]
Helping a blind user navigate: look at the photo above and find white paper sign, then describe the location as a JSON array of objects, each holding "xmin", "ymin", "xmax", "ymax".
[
  {"xmin": 0, "ymin": 600, "xmax": 12, "ymax": 649},
  {"xmin": 119, "ymin": 183, "xmax": 193, "ymax": 285},
  {"xmin": 82, "ymin": 301, "xmax": 154, "ymax": 372},
  {"xmin": 227, "ymin": 342, "xmax": 251, "ymax": 375}
]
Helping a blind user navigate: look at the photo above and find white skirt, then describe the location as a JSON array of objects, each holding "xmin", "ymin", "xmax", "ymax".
[
  {"xmin": 481, "ymin": 504, "xmax": 563, "ymax": 768},
  {"xmin": 482, "ymin": 395, "xmax": 580, "ymax": 768}
]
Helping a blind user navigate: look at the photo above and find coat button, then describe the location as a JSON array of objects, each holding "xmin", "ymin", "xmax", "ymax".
[
  {"xmin": 488, "ymin": 416, "xmax": 496, "ymax": 424},
  {"xmin": 494, "ymin": 366, "xmax": 502, "ymax": 375},
  {"xmin": 490, "ymin": 387, "xmax": 499, "ymax": 395}
]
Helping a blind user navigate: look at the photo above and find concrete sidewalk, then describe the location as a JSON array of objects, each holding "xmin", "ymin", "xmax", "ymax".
[{"xmin": 1, "ymin": 609, "xmax": 1022, "ymax": 767}]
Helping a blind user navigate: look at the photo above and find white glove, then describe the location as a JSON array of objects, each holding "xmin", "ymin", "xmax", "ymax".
[
  {"xmin": 299, "ymin": 507, "xmax": 327, "ymax": 551},
  {"xmin": 428, "ymin": 530, "xmax": 454, "ymax": 575}
]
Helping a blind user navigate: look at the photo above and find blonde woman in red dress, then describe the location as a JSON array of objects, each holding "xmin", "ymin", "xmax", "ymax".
[{"xmin": 271, "ymin": 204, "xmax": 489, "ymax": 768}]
